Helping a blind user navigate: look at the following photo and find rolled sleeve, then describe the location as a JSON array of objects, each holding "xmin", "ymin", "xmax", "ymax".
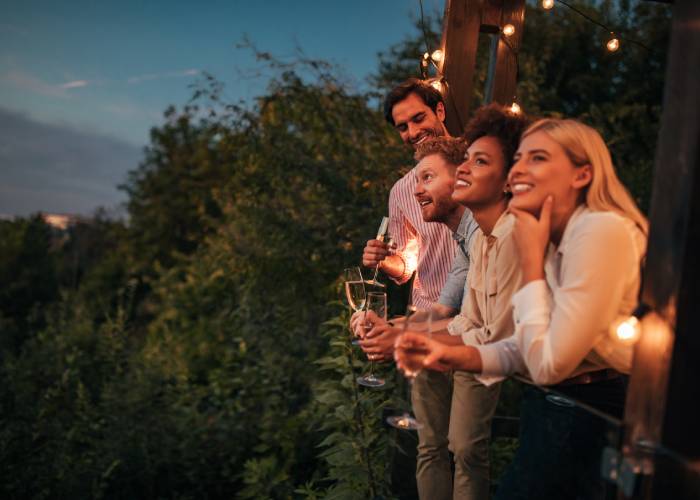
[
  {"xmin": 512, "ymin": 279, "xmax": 551, "ymax": 327},
  {"xmin": 475, "ymin": 337, "xmax": 526, "ymax": 386}
]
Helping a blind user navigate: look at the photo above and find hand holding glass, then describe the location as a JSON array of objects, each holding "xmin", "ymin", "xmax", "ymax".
[
  {"xmin": 387, "ymin": 305, "xmax": 432, "ymax": 430},
  {"xmin": 356, "ymin": 292, "xmax": 387, "ymax": 388}
]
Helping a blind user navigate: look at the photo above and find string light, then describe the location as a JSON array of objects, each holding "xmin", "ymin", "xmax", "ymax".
[
  {"xmin": 609, "ymin": 304, "xmax": 650, "ymax": 345},
  {"xmin": 611, "ymin": 316, "xmax": 641, "ymax": 344},
  {"xmin": 606, "ymin": 34, "xmax": 620, "ymax": 52},
  {"xmin": 420, "ymin": 52, "xmax": 430, "ymax": 79},
  {"xmin": 430, "ymin": 78, "xmax": 444, "ymax": 93},
  {"xmin": 502, "ymin": 24, "xmax": 515, "ymax": 37},
  {"xmin": 430, "ymin": 49, "xmax": 444, "ymax": 63},
  {"xmin": 509, "ymin": 101, "xmax": 521, "ymax": 115},
  {"xmin": 542, "ymin": 0, "xmax": 555, "ymax": 9}
]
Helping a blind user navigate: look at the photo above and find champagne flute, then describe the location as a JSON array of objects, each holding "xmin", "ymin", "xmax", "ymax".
[
  {"xmin": 364, "ymin": 216, "xmax": 390, "ymax": 289},
  {"xmin": 387, "ymin": 305, "xmax": 432, "ymax": 430},
  {"xmin": 344, "ymin": 267, "xmax": 366, "ymax": 346},
  {"xmin": 356, "ymin": 291, "xmax": 387, "ymax": 388}
]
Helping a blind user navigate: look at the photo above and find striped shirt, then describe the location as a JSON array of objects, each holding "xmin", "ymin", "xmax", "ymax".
[{"xmin": 388, "ymin": 166, "xmax": 458, "ymax": 309}]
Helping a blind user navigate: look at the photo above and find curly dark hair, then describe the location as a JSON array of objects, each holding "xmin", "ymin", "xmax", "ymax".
[
  {"xmin": 414, "ymin": 137, "xmax": 468, "ymax": 167},
  {"xmin": 383, "ymin": 78, "xmax": 445, "ymax": 126},
  {"xmin": 462, "ymin": 104, "xmax": 532, "ymax": 174}
]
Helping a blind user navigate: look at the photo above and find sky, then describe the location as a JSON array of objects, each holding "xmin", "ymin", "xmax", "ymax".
[{"xmin": 0, "ymin": 0, "xmax": 441, "ymax": 216}]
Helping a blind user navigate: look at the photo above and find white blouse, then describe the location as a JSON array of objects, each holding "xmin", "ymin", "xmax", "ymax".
[{"xmin": 476, "ymin": 206, "xmax": 647, "ymax": 386}]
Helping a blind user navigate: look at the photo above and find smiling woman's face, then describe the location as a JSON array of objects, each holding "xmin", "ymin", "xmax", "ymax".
[
  {"xmin": 508, "ymin": 130, "xmax": 589, "ymax": 216},
  {"xmin": 451, "ymin": 135, "xmax": 507, "ymax": 209}
]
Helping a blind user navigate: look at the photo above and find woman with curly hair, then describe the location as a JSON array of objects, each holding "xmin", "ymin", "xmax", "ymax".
[{"xmin": 395, "ymin": 118, "xmax": 647, "ymax": 499}]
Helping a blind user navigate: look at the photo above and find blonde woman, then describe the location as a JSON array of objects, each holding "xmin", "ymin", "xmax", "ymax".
[{"xmin": 395, "ymin": 119, "xmax": 647, "ymax": 499}]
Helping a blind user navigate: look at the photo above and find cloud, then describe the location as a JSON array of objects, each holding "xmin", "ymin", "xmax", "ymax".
[
  {"xmin": 0, "ymin": 70, "xmax": 69, "ymax": 98},
  {"xmin": 127, "ymin": 68, "xmax": 199, "ymax": 84},
  {"xmin": 0, "ymin": 107, "xmax": 143, "ymax": 216},
  {"xmin": 60, "ymin": 80, "xmax": 89, "ymax": 89}
]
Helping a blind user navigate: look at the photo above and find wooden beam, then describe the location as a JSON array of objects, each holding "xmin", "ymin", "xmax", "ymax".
[
  {"xmin": 438, "ymin": 0, "xmax": 482, "ymax": 136},
  {"xmin": 438, "ymin": 0, "xmax": 526, "ymax": 135},
  {"xmin": 622, "ymin": 0, "xmax": 700, "ymax": 497},
  {"xmin": 489, "ymin": 0, "xmax": 526, "ymax": 105}
]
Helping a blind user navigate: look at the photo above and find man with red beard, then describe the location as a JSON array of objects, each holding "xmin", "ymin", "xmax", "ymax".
[
  {"xmin": 362, "ymin": 79, "xmax": 468, "ymax": 316},
  {"xmin": 359, "ymin": 79, "xmax": 478, "ymax": 499}
]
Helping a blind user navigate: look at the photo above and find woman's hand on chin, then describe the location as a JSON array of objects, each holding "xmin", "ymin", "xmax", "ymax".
[{"xmin": 509, "ymin": 195, "xmax": 552, "ymax": 284}]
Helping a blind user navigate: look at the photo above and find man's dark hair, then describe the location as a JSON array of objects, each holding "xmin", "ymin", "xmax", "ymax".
[
  {"xmin": 383, "ymin": 78, "xmax": 445, "ymax": 126},
  {"xmin": 462, "ymin": 104, "xmax": 532, "ymax": 174}
]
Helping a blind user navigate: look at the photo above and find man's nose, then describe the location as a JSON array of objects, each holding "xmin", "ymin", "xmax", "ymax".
[{"xmin": 413, "ymin": 182, "xmax": 424, "ymax": 197}]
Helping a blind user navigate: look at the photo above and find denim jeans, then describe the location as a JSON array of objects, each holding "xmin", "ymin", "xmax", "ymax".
[{"xmin": 494, "ymin": 377, "xmax": 626, "ymax": 500}]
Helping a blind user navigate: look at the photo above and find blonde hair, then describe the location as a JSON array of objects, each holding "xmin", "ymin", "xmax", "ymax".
[{"xmin": 522, "ymin": 118, "xmax": 648, "ymax": 235}]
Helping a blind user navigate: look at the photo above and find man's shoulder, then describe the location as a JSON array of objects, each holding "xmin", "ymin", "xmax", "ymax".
[{"xmin": 390, "ymin": 167, "xmax": 417, "ymax": 190}]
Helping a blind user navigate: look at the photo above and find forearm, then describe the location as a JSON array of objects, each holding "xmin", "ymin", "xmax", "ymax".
[
  {"xmin": 446, "ymin": 345, "xmax": 483, "ymax": 372},
  {"xmin": 379, "ymin": 254, "xmax": 407, "ymax": 281},
  {"xmin": 431, "ymin": 331, "xmax": 467, "ymax": 346}
]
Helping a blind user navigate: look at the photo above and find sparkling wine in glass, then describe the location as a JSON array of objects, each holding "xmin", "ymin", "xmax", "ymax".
[
  {"xmin": 343, "ymin": 267, "xmax": 366, "ymax": 346},
  {"xmin": 387, "ymin": 305, "xmax": 432, "ymax": 430},
  {"xmin": 356, "ymin": 292, "xmax": 387, "ymax": 388}
]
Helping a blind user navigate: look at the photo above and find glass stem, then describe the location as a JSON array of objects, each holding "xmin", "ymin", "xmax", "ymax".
[{"xmin": 371, "ymin": 264, "xmax": 380, "ymax": 283}]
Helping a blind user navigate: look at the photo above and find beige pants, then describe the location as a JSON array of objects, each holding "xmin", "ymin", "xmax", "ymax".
[{"xmin": 412, "ymin": 370, "xmax": 501, "ymax": 500}]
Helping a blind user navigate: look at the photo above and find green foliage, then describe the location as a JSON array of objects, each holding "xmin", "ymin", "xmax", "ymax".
[{"xmin": 0, "ymin": 1, "xmax": 672, "ymax": 497}]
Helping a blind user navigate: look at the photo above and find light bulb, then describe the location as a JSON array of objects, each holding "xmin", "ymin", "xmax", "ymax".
[
  {"xmin": 502, "ymin": 24, "xmax": 515, "ymax": 37},
  {"xmin": 542, "ymin": 0, "xmax": 555, "ymax": 9},
  {"xmin": 509, "ymin": 101, "xmax": 521, "ymax": 115},
  {"xmin": 610, "ymin": 315, "xmax": 642, "ymax": 345},
  {"xmin": 423, "ymin": 52, "xmax": 430, "ymax": 60},
  {"xmin": 430, "ymin": 79, "xmax": 443, "ymax": 93},
  {"xmin": 430, "ymin": 49, "xmax": 444, "ymax": 63},
  {"xmin": 607, "ymin": 36, "xmax": 620, "ymax": 52}
]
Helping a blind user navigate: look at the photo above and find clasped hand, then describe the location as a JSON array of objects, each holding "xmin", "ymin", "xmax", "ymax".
[{"xmin": 349, "ymin": 310, "xmax": 400, "ymax": 362}]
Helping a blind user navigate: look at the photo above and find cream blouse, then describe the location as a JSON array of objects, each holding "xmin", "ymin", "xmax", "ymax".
[{"xmin": 476, "ymin": 206, "xmax": 647, "ymax": 386}]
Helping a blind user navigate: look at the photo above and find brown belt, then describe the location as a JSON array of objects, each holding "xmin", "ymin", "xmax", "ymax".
[{"xmin": 557, "ymin": 368, "xmax": 621, "ymax": 386}]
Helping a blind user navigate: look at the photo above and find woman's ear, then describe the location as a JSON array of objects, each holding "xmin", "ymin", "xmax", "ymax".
[{"xmin": 572, "ymin": 164, "xmax": 592, "ymax": 189}]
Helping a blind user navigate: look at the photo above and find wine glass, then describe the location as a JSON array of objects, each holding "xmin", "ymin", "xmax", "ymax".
[
  {"xmin": 356, "ymin": 291, "xmax": 387, "ymax": 388},
  {"xmin": 364, "ymin": 216, "xmax": 390, "ymax": 289},
  {"xmin": 387, "ymin": 305, "xmax": 432, "ymax": 430},
  {"xmin": 344, "ymin": 267, "xmax": 366, "ymax": 346}
]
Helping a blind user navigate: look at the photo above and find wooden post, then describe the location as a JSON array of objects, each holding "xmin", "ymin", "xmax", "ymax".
[
  {"xmin": 486, "ymin": 0, "xmax": 526, "ymax": 105},
  {"xmin": 622, "ymin": 0, "xmax": 700, "ymax": 497},
  {"xmin": 437, "ymin": 0, "xmax": 526, "ymax": 136},
  {"xmin": 437, "ymin": 0, "xmax": 482, "ymax": 136}
]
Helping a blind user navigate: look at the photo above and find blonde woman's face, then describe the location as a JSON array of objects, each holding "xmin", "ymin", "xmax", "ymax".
[{"xmin": 508, "ymin": 130, "xmax": 587, "ymax": 216}]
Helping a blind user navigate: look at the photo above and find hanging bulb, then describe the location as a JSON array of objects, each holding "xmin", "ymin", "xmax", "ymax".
[
  {"xmin": 430, "ymin": 49, "xmax": 444, "ymax": 63},
  {"xmin": 609, "ymin": 304, "xmax": 650, "ymax": 345},
  {"xmin": 542, "ymin": 0, "xmax": 555, "ymax": 9},
  {"xmin": 420, "ymin": 53, "xmax": 430, "ymax": 79},
  {"xmin": 430, "ymin": 79, "xmax": 444, "ymax": 93},
  {"xmin": 606, "ymin": 35, "xmax": 620, "ymax": 52},
  {"xmin": 509, "ymin": 101, "xmax": 521, "ymax": 115},
  {"xmin": 502, "ymin": 24, "xmax": 515, "ymax": 37},
  {"xmin": 610, "ymin": 316, "xmax": 642, "ymax": 345}
]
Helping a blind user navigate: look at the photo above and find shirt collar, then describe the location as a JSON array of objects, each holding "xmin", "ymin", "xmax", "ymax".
[
  {"xmin": 491, "ymin": 211, "xmax": 515, "ymax": 240},
  {"xmin": 554, "ymin": 204, "xmax": 589, "ymax": 255},
  {"xmin": 453, "ymin": 208, "xmax": 474, "ymax": 243}
]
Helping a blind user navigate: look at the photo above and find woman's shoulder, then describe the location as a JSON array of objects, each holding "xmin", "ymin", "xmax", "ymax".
[{"xmin": 568, "ymin": 208, "xmax": 646, "ymax": 254}]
